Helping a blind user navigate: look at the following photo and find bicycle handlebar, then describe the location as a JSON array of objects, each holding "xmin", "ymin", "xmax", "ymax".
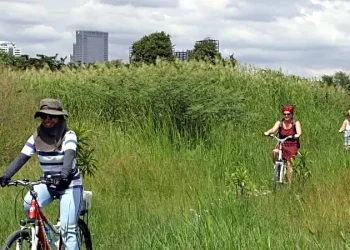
[
  {"xmin": 264, "ymin": 133, "xmax": 295, "ymax": 143},
  {"xmin": 6, "ymin": 175, "xmax": 59, "ymax": 187}
]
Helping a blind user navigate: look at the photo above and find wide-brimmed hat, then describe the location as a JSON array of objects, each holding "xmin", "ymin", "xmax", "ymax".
[{"xmin": 34, "ymin": 98, "xmax": 68, "ymax": 118}]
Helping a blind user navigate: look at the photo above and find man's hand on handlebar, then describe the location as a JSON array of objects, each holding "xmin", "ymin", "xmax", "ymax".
[{"xmin": 0, "ymin": 175, "xmax": 10, "ymax": 187}]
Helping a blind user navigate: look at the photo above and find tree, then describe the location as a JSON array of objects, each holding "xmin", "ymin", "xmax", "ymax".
[
  {"xmin": 333, "ymin": 71, "xmax": 350, "ymax": 88},
  {"xmin": 321, "ymin": 74, "xmax": 334, "ymax": 86},
  {"xmin": 188, "ymin": 38, "xmax": 222, "ymax": 63},
  {"xmin": 321, "ymin": 71, "xmax": 350, "ymax": 90},
  {"xmin": 131, "ymin": 31, "xmax": 175, "ymax": 64}
]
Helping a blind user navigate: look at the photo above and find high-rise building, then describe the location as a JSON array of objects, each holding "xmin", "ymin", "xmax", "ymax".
[
  {"xmin": 195, "ymin": 39, "xmax": 219, "ymax": 52},
  {"xmin": 0, "ymin": 41, "xmax": 22, "ymax": 56},
  {"xmin": 174, "ymin": 50, "xmax": 192, "ymax": 61},
  {"xmin": 129, "ymin": 46, "xmax": 133, "ymax": 63},
  {"xmin": 71, "ymin": 30, "xmax": 108, "ymax": 64}
]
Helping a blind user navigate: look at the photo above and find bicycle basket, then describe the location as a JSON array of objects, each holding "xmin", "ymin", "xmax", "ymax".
[{"xmin": 81, "ymin": 190, "xmax": 92, "ymax": 212}]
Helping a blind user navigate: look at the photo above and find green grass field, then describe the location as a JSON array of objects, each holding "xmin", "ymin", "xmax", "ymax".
[{"xmin": 1, "ymin": 61, "xmax": 350, "ymax": 249}]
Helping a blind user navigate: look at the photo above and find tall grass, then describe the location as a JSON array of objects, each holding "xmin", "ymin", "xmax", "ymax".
[{"xmin": 1, "ymin": 61, "xmax": 350, "ymax": 249}]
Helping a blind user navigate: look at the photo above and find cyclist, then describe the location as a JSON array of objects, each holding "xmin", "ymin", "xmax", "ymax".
[
  {"xmin": 264, "ymin": 105, "xmax": 302, "ymax": 183},
  {"xmin": 338, "ymin": 110, "xmax": 350, "ymax": 148},
  {"xmin": 0, "ymin": 98, "xmax": 83, "ymax": 250}
]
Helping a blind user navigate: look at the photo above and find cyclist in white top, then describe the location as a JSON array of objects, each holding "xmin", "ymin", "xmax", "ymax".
[
  {"xmin": 0, "ymin": 99, "xmax": 83, "ymax": 250},
  {"xmin": 338, "ymin": 110, "xmax": 350, "ymax": 147}
]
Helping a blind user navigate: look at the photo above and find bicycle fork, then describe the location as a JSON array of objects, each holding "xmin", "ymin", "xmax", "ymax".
[{"xmin": 275, "ymin": 162, "xmax": 286, "ymax": 183}]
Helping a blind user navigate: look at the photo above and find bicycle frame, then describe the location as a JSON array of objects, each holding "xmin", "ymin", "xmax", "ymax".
[
  {"xmin": 265, "ymin": 134, "xmax": 294, "ymax": 184},
  {"xmin": 9, "ymin": 179, "xmax": 60, "ymax": 250},
  {"xmin": 342, "ymin": 130, "xmax": 350, "ymax": 150},
  {"xmin": 27, "ymin": 197, "xmax": 59, "ymax": 249},
  {"xmin": 3, "ymin": 178, "xmax": 93, "ymax": 250}
]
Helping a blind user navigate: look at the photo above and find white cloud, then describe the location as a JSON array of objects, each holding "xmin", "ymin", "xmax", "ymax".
[
  {"xmin": 0, "ymin": 3, "xmax": 48, "ymax": 24},
  {"xmin": 100, "ymin": 0, "xmax": 179, "ymax": 8},
  {"xmin": 0, "ymin": 0, "xmax": 350, "ymax": 77}
]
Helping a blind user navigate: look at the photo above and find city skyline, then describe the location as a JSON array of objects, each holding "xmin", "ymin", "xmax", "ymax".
[{"xmin": 0, "ymin": 0, "xmax": 349, "ymax": 77}]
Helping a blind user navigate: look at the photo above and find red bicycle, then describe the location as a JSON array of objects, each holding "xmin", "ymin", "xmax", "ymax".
[{"xmin": 1, "ymin": 177, "xmax": 92, "ymax": 250}]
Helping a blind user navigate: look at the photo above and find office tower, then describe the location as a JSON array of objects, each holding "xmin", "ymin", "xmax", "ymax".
[{"xmin": 71, "ymin": 30, "xmax": 108, "ymax": 64}]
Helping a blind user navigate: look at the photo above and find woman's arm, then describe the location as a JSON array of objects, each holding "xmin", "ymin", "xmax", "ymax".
[
  {"xmin": 61, "ymin": 131, "xmax": 78, "ymax": 178},
  {"xmin": 339, "ymin": 120, "xmax": 347, "ymax": 132},
  {"xmin": 265, "ymin": 121, "xmax": 281, "ymax": 134},
  {"xmin": 1, "ymin": 136, "xmax": 35, "ymax": 179},
  {"xmin": 3, "ymin": 154, "xmax": 30, "ymax": 178},
  {"xmin": 295, "ymin": 120, "xmax": 302, "ymax": 137}
]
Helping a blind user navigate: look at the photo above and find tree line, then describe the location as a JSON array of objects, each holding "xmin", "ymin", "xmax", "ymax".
[
  {"xmin": 130, "ymin": 31, "xmax": 235, "ymax": 65},
  {"xmin": 321, "ymin": 71, "xmax": 350, "ymax": 90},
  {"xmin": 0, "ymin": 31, "xmax": 236, "ymax": 71},
  {"xmin": 1, "ymin": 30, "xmax": 348, "ymax": 89}
]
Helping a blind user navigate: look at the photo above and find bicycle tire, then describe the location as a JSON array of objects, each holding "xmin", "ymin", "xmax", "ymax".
[
  {"xmin": 59, "ymin": 219, "xmax": 92, "ymax": 250},
  {"xmin": 273, "ymin": 163, "xmax": 280, "ymax": 191},
  {"xmin": 77, "ymin": 219, "xmax": 92, "ymax": 250},
  {"xmin": 1, "ymin": 230, "xmax": 37, "ymax": 250}
]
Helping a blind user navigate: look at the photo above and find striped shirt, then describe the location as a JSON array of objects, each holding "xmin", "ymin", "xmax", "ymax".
[{"xmin": 21, "ymin": 130, "xmax": 82, "ymax": 188}]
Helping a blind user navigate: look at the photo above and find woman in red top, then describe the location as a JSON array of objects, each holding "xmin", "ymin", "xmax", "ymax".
[{"xmin": 264, "ymin": 105, "xmax": 302, "ymax": 183}]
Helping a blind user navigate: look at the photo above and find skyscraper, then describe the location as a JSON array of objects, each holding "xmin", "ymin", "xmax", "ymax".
[{"xmin": 71, "ymin": 30, "xmax": 108, "ymax": 64}]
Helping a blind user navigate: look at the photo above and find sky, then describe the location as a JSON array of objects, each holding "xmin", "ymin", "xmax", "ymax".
[{"xmin": 0, "ymin": 0, "xmax": 349, "ymax": 77}]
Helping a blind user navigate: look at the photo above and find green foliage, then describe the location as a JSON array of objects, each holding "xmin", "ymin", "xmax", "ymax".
[
  {"xmin": 69, "ymin": 123, "xmax": 98, "ymax": 177},
  {"xmin": 0, "ymin": 52, "xmax": 28, "ymax": 69},
  {"xmin": 131, "ymin": 31, "xmax": 175, "ymax": 64},
  {"xmin": 225, "ymin": 166, "xmax": 256, "ymax": 196},
  {"xmin": 188, "ymin": 38, "xmax": 222, "ymax": 64},
  {"xmin": 321, "ymin": 71, "xmax": 350, "ymax": 90},
  {"xmin": 321, "ymin": 74, "xmax": 334, "ymax": 86},
  {"xmin": 30, "ymin": 60, "xmax": 246, "ymax": 143},
  {"xmin": 145, "ymin": 75, "xmax": 246, "ymax": 139},
  {"xmin": 3, "ymin": 61, "xmax": 350, "ymax": 249},
  {"xmin": 291, "ymin": 150, "xmax": 311, "ymax": 187},
  {"xmin": 0, "ymin": 52, "xmax": 67, "ymax": 71}
]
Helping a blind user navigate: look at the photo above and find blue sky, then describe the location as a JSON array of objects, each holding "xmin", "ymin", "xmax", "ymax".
[{"xmin": 0, "ymin": 0, "xmax": 348, "ymax": 77}]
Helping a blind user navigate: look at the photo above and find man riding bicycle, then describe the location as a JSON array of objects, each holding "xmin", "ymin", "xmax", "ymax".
[
  {"xmin": 0, "ymin": 99, "xmax": 83, "ymax": 250},
  {"xmin": 264, "ymin": 105, "xmax": 302, "ymax": 183}
]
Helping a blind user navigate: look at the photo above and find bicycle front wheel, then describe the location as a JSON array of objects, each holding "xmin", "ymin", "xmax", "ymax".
[
  {"xmin": 273, "ymin": 163, "xmax": 281, "ymax": 191},
  {"xmin": 1, "ymin": 230, "xmax": 33, "ymax": 250}
]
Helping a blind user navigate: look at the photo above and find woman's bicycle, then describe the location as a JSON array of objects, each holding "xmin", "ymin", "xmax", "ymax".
[
  {"xmin": 1, "ymin": 176, "xmax": 93, "ymax": 250},
  {"xmin": 264, "ymin": 133, "xmax": 294, "ymax": 191},
  {"xmin": 340, "ymin": 130, "xmax": 350, "ymax": 151}
]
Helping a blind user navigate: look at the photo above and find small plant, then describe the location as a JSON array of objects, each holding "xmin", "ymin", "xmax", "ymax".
[
  {"xmin": 225, "ymin": 166, "xmax": 256, "ymax": 197},
  {"xmin": 70, "ymin": 123, "xmax": 98, "ymax": 177},
  {"xmin": 291, "ymin": 149, "xmax": 311, "ymax": 188}
]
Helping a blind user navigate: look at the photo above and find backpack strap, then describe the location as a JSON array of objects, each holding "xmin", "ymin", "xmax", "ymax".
[
  {"xmin": 279, "ymin": 119, "xmax": 297, "ymax": 133},
  {"xmin": 292, "ymin": 119, "xmax": 297, "ymax": 133},
  {"xmin": 278, "ymin": 118, "xmax": 284, "ymax": 135}
]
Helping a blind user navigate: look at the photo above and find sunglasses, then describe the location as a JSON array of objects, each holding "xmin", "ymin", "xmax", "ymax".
[
  {"xmin": 40, "ymin": 114, "xmax": 59, "ymax": 120},
  {"xmin": 283, "ymin": 113, "xmax": 292, "ymax": 116}
]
